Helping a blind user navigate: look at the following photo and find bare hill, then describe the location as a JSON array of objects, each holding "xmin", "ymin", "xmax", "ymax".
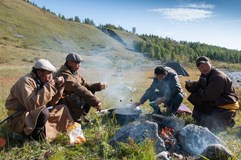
[{"xmin": 0, "ymin": 0, "xmax": 154, "ymax": 70}]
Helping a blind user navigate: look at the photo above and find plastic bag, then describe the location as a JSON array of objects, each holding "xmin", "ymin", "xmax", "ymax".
[{"xmin": 66, "ymin": 122, "xmax": 86, "ymax": 145}]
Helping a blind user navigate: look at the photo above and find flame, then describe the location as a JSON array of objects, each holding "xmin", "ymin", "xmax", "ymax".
[
  {"xmin": 160, "ymin": 127, "xmax": 176, "ymax": 145},
  {"xmin": 161, "ymin": 127, "xmax": 174, "ymax": 138}
]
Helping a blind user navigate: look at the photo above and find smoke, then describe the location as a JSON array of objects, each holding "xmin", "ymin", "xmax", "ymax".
[{"xmin": 80, "ymin": 48, "xmax": 157, "ymax": 108}]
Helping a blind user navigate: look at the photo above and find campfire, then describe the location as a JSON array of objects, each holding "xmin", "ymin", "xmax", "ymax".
[{"xmin": 159, "ymin": 127, "xmax": 176, "ymax": 149}]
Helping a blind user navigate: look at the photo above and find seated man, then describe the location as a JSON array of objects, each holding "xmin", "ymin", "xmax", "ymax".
[
  {"xmin": 5, "ymin": 59, "xmax": 73, "ymax": 141},
  {"xmin": 56, "ymin": 52, "xmax": 107, "ymax": 122},
  {"xmin": 134, "ymin": 65, "xmax": 184, "ymax": 116},
  {"xmin": 185, "ymin": 56, "xmax": 239, "ymax": 131}
]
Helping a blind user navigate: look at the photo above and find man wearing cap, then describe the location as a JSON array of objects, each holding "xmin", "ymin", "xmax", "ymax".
[
  {"xmin": 134, "ymin": 65, "xmax": 184, "ymax": 116},
  {"xmin": 5, "ymin": 59, "xmax": 74, "ymax": 141},
  {"xmin": 56, "ymin": 52, "xmax": 107, "ymax": 122},
  {"xmin": 185, "ymin": 56, "xmax": 239, "ymax": 131}
]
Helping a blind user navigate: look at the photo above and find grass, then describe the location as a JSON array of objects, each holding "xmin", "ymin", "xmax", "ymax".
[
  {"xmin": 0, "ymin": 1, "xmax": 241, "ymax": 159},
  {"xmin": 0, "ymin": 62, "xmax": 241, "ymax": 159}
]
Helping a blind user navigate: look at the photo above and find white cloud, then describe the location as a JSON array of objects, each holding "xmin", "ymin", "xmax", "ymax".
[
  {"xmin": 147, "ymin": 3, "xmax": 215, "ymax": 22},
  {"xmin": 180, "ymin": 3, "xmax": 215, "ymax": 9}
]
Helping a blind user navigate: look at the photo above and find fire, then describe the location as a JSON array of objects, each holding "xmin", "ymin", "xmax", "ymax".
[{"xmin": 160, "ymin": 127, "xmax": 176, "ymax": 146}]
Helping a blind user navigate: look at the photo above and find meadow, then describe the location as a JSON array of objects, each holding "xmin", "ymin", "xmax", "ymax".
[{"xmin": 0, "ymin": 60, "xmax": 240, "ymax": 160}]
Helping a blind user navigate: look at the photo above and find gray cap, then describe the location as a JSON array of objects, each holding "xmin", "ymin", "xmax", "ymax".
[
  {"xmin": 34, "ymin": 59, "xmax": 56, "ymax": 72},
  {"xmin": 196, "ymin": 56, "xmax": 210, "ymax": 66},
  {"xmin": 66, "ymin": 52, "xmax": 83, "ymax": 63}
]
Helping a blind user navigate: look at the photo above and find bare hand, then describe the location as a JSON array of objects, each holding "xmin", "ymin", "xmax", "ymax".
[
  {"xmin": 96, "ymin": 102, "xmax": 102, "ymax": 112},
  {"xmin": 49, "ymin": 79, "xmax": 56, "ymax": 86},
  {"xmin": 100, "ymin": 82, "xmax": 108, "ymax": 90},
  {"xmin": 185, "ymin": 80, "xmax": 195, "ymax": 87},
  {"xmin": 133, "ymin": 102, "xmax": 141, "ymax": 107},
  {"xmin": 55, "ymin": 76, "xmax": 64, "ymax": 87}
]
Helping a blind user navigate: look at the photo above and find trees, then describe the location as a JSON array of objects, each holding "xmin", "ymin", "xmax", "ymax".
[
  {"xmin": 83, "ymin": 18, "xmax": 95, "ymax": 26},
  {"xmin": 134, "ymin": 34, "xmax": 241, "ymax": 64},
  {"xmin": 74, "ymin": 16, "xmax": 81, "ymax": 23},
  {"xmin": 132, "ymin": 27, "xmax": 136, "ymax": 34}
]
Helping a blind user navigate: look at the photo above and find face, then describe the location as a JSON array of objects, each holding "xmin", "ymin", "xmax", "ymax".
[
  {"xmin": 155, "ymin": 73, "xmax": 167, "ymax": 80},
  {"xmin": 67, "ymin": 61, "xmax": 81, "ymax": 71},
  {"xmin": 197, "ymin": 62, "xmax": 212, "ymax": 75},
  {"xmin": 37, "ymin": 70, "xmax": 53, "ymax": 84}
]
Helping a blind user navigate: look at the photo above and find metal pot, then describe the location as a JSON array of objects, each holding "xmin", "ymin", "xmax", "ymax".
[{"xmin": 108, "ymin": 106, "xmax": 142, "ymax": 125}]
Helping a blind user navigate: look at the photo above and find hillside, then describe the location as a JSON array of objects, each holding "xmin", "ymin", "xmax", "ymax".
[{"xmin": 0, "ymin": 0, "xmax": 153, "ymax": 70}]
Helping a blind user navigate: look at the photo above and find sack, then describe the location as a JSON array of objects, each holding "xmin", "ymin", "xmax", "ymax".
[{"xmin": 66, "ymin": 122, "xmax": 86, "ymax": 145}]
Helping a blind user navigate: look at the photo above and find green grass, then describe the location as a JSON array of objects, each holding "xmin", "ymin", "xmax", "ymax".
[
  {"xmin": 0, "ymin": 1, "xmax": 241, "ymax": 159},
  {"xmin": 1, "ymin": 64, "xmax": 241, "ymax": 159}
]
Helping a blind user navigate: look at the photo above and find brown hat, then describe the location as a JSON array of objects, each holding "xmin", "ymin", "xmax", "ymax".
[
  {"xmin": 66, "ymin": 52, "xmax": 83, "ymax": 63},
  {"xmin": 196, "ymin": 56, "xmax": 210, "ymax": 66}
]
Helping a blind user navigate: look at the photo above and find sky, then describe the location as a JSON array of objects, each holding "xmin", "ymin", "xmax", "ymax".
[{"xmin": 31, "ymin": 0, "xmax": 241, "ymax": 50}]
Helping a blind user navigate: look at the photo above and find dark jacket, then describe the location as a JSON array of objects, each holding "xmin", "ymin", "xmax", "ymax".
[
  {"xmin": 140, "ymin": 67, "xmax": 183, "ymax": 104},
  {"xmin": 186, "ymin": 68, "xmax": 238, "ymax": 107}
]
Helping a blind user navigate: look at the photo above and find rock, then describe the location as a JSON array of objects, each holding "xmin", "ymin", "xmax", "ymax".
[
  {"xmin": 177, "ymin": 124, "xmax": 224, "ymax": 156},
  {"xmin": 151, "ymin": 114, "xmax": 185, "ymax": 133},
  {"xmin": 109, "ymin": 120, "xmax": 166, "ymax": 153},
  {"xmin": 197, "ymin": 144, "xmax": 234, "ymax": 160},
  {"xmin": 155, "ymin": 151, "xmax": 170, "ymax": 160}
]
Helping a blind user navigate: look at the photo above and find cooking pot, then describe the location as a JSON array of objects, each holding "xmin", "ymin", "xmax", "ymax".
[{"xmin": 108, "ymin": 106, "xmax": 142, "ymax": 125}]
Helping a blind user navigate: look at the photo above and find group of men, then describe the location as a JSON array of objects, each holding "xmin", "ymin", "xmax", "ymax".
[
  {"xmin": 4, "ymin": 53, "xmax": 240, "ymax": 142},
  {"xmin": 134, "ymin": 56, "xmax": 239, "ymax": 131},
  {"xmin": 5, "ymin": 53, "xmax": 107, "ymax": 141}
]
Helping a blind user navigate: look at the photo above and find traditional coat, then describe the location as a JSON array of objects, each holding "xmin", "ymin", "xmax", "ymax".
[
  {"xmin": 186, "ymin": 68, "xmax": 239, "ymax": 109},
  {"xmin": 185, "ymin": 67, "xmax": 239, "ymax": 130},
  {"xmin": 5, "ymin": 72, "xmax": 73, "ymax": 140},
  {"xmin": 56, "ymin": 64, "xmax": 102, "ymax": 120}
]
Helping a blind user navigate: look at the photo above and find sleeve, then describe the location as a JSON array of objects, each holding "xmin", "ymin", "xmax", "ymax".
[
  {"xmin": 48, "ymin": 84, "xmax": 65, "ymax": 105},
  {"xmin": 82, "ymin": 77, "xmax": 102, "ymax": 92},
  {"xmin": 197, "ymin": 75, "xmax": 225, "ymax": 101},
  {"xmin": 169, "ymin": 74, "xmax": 182, "ymax": 98},
  {"xmin": 63, "ymin": 74, "xmax": 100, "ymax": 107},
  {"xmin": 185, "ymin": 80, "xmax": 200, "ymax": 93},
  {"xmin": 139, "ymin": 79, "xmax": 157, "ymax": 104},
  {"xmin": 22, "ymin": 78, "xmax": 58, "ymax": 111}
]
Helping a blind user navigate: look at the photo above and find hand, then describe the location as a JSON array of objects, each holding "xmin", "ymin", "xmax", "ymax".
[
  {"xmin": 185, "ymin": 80, "xmax": 195, "ymax": 87},
  {"xmin": 155, "ymin": 97, "xmax": 165, "ymax": 106},
  {"xmin": 100, "ymin": 82, "xmax": 108, "ymax": 90},
  {"xmin": 96, "ymin": 102, "xmax": 102, "ymax": 112},
  {"xmin": 133, "ymin": 102, "xmax": 141, "ymax": 107},
  {"xmin": 48, "ymin": 79, "xmax": 56, "ymax": 86},
  {"xmin": 55, "ymin": 76, "xmax": 64, "ymax": 87},
  {"xmin": 199, "ymin": 77, "xmax": 207, "ymax": 89}
]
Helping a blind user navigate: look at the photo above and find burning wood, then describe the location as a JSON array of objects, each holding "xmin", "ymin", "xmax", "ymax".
[{"xmin": 160, "ymin": 127, "xmax": 176, "ymax": 147}]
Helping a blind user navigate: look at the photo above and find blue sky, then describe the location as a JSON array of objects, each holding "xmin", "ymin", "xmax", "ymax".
[{"xmin": 31, "ymin": 0, "xmax": 241, "ymax": 50}]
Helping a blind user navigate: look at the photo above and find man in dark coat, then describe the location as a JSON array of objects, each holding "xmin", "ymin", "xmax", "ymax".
[
  {"xmin": 185, "ymin": 56, "xmax": 239, "ymax": 131},
  {"xmin": 134, "ymin": 65, "xmax": 184, "ymax": 116},
  {"xmin": 56, "ymin": 52, "xmax": 107, "ymax": 122}
]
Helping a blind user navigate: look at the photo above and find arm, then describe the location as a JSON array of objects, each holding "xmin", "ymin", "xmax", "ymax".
[
  {"xmin": 197, "ymin": 75, "xmax": 225, "ymax": 102},
  {"xmin": 64, "ymin": 74, "xmax": 101, "ymax": 107},
  {"xmin": 139, "ymin": 78, "xmax": 157, "ymax": 104},
  {"xmin": 21, "ymin": 77, "xmax": 58, "ymax": 111}
]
